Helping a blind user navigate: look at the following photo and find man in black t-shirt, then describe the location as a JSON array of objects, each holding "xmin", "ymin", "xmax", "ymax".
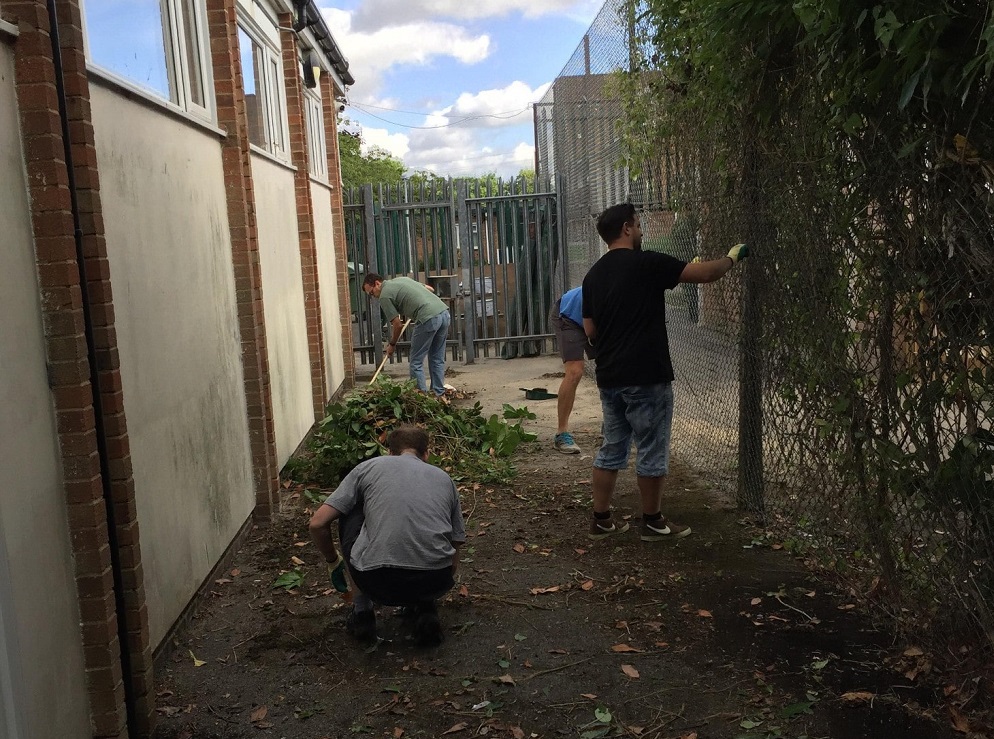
[{"xmin": 581, "ymin": 203, "xmax": 748, "ymax": 541}]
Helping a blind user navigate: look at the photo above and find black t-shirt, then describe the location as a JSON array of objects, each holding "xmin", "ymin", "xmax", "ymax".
[{"xmin": 581, "ymin": 249, "xmax": 687, "ymax": 387}]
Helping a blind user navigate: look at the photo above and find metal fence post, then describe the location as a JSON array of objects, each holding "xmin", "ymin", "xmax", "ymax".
[
  {"xmin": 363, "ymin": 184, "xmax": 382, "ymax": 369},
  {"xmin": 738, "ymin": 246, "xmax": 765, "ymax": 516},
  {"xmin": 455, "ymin": 180, "xmax": 476, "ymax": 363}
]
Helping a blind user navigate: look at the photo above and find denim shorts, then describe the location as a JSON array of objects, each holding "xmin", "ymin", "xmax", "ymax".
[{"xmin": 594, "ymin": 383, "xmax": 674, "ymax": 477}]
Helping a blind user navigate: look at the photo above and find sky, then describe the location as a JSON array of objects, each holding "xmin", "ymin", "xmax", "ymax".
[{"xmin": 317, "ymin": 0, "xmax": 604, "ymax": 178}]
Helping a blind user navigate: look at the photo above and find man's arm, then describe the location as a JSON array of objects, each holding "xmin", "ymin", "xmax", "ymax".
[
  {"xmin": 385, "ymin": 316, "xmax": 404, "ymax": 356},
  {"xmin": 679, "ymin": 243, "xmax": 748, "ymax": 284},
  {"xmin": 583, "ymin": 317, "xmax": 597, "ymax": 342},
  {"xmin": 308, "ymin": 503, "xmax": 343, "ymax": 562},
  {"xmin": 451, "ymin": 540, "xmax": 463, "ymax": 574},
  {"xmin": 679, "ymin": 257, "xmax": 734, "ymax": 284}
]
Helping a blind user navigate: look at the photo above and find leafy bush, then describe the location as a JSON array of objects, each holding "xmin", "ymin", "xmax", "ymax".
[{"xmin": 302, "ymin": 378, "xmax": 537, "ymax": 486}]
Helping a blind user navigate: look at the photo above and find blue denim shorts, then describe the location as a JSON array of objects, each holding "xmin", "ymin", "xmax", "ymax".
[{"xmin": 594, "ymin": 383, "xmax": 674, "ymax": 477}]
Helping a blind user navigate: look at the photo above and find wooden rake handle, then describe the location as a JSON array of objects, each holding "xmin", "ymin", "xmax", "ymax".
[{"xmin": 369, "ymin": 318, "xmax": 413, "ymax": 384}]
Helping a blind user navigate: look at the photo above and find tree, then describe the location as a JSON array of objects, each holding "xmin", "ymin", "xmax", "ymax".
[{"xmin": 338, "ymin": 128, "xmax": 405, "ymax": 189}]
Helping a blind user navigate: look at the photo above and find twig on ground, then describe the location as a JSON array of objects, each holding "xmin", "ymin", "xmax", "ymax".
[
  {"xmin": 519, "ymin": 657, "xmax": 592, "ymax": 682},
  {"xmin": 470, "ymin": 593, "xmax": 554, "ymax": 610},
  {"xmin": 774, "ymin": 594, "xmax": 815, "ymax": 622}
]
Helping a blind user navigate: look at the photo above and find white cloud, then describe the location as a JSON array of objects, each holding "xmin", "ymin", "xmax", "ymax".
[
  {"xmin": 441, "ymin": 81, "xmax": 551, "ymax": 128},
  {"xmin": 320, "ymin": 7, "xmax": 490, "ymax": 93},
  {"xmin": 359, "ymin": 127, "xmax": 410, "ymax": 160},
  {"xmin": 348, "ymin": 0, "xmax": 599, "ymax": 30}
]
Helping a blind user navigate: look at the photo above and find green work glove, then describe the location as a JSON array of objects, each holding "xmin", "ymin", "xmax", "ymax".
[
  {"xmin": 327, "ymin": 553, "xmax": 349, "ymax": 593},
  {"xmin": 727, "ymin": 243, "xmax": 749, "ymax": 264}
]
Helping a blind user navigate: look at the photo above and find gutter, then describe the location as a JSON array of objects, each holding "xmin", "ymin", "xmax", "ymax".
[
  {"xmin": 295, "ymin": 0, "xmax": 354, "ymax": 86},
  {"xmin": 45, "ymin": 0, "xmax": 139, "ymax": 734}
]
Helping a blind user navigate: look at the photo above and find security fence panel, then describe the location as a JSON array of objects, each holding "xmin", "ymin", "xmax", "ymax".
[
  {"xmin": 344, "ymin": 178, "xmax": 564, "ymax": 366},
  {"xmin": 540, "ymin": 0, "xmax": 994, "ymax": 650}
]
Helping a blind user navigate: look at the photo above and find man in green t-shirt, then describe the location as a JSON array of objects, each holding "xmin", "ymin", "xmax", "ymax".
[{"xmin": 363, "ymin": 273, "xmax": 451, "ymax": 396}]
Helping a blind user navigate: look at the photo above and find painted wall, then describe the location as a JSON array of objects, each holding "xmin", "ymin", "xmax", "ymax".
[
  {"xmin": 0, "ymin": 42, "xmax": 91, "ymax": 738},
  {"xmin": 312, "ymin": 179, "xmax": 346, "ymax": 400},
  {"xmin": 90, "ymin": 85, "xmax": 255, "ymax": 646},
  {"xmin": 252, "ymin": 155, "xmax": 314, "ymax": 465}
]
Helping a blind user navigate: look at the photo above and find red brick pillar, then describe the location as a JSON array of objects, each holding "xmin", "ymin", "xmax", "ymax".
[
  {"xmin": 280, "ymin": 15, "xmax": 328, "ymax": 416},
  {"xmin": 321, "ymin": 74, "xmax": 356, "ymax": 388},
  {"xmin": 205, "ymin": 0, "xmax": 280, "ymax": 518},
  {"xmin": 8, "ymin": 0, "xmax": 153, "ymax": 735}
]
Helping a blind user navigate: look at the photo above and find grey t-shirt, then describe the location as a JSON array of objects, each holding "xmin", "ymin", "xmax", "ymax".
[{"xmin": 325, "ymin": 453, "xmax": 465, "ymax": 572}]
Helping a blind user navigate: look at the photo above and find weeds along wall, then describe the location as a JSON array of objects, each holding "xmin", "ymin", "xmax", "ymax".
[{"xmin": 538, "ymin": 0, "xmax": 994, "ymax": 649}]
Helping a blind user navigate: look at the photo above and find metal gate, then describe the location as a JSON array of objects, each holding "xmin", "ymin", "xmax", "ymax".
[{"xmin": 344, "ymin": 176, "xmax": 567, "ymax": 368}]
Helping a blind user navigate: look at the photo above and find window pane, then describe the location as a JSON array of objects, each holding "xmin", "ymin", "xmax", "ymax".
[
  {"xmin": 179, "ymin": 0, "xmax": 205, "ymax": 107},
  {"xmin": 268, "ymin": 57, "xmax": 285, "ymax": 152},
  {"xmin": 238, "ymin": 28, "xmax": 266, "ymax": 148},
  {"xmin": 85, "ymin": 0, "xmax": 171, "ymax": 100}
]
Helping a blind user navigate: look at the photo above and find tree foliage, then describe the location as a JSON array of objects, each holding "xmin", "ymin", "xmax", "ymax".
[{"xmin": 338, "ymin": 127, "xmax": 405, "ymax": 189}]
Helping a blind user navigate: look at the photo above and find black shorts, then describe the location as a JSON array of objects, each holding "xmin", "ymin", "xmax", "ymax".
[
  {"xmin": 552, "ymin": 299, "xmax": 596, "ymax": 363},
  {"xmin": 350, "ymin": 566, "xmax": 455, "ymax": 607}
]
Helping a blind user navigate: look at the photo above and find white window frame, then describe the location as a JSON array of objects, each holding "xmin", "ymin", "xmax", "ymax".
[
  {"xmin": 81, "ymin": 0, "xmax": 215, "ymax": 122},
  {"xmin": 237, "ymin": 13, "xmax": 290, "ymax": 161},
  {"xmin": 303, "ymin": 85, "xmax": 327, "ymax": 180}
]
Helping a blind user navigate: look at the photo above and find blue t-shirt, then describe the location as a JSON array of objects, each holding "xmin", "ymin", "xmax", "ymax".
[{"xmin": 559, "ymin": 286, "xmax": 583, "ymax": 326}]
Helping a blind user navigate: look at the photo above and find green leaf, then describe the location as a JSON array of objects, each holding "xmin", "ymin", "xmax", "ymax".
[
  {"xmin": 781, "ymin": 701, "xmax": 815, "ymax": 717},
  {"xmin": 272, "ymin": 569, "xmax": 304, "ymax": 590},
  {"xmin": 740, "ymin": 719, "xmax": 763, "ymax": 729},
  {"xmin": 594, "ymin": 706, "xmax": 612, "ymax": 723},
  {"xmin": 580, "ymin": 728, "xmax": 610, "ymax": 739},
  {"xmin": 514, "ymin": 633, "xmax": 527, "ymax": 641},
  {"xmin": 498, "ymin": 659, "xmax": 510, "ymax": 668}
]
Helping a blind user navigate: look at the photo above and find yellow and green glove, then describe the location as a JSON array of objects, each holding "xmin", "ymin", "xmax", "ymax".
[
  {"xmin": 727, "ymin": 243, "xmax": 749, "ymax": 264},
  {"xmin": 327, "ymin": 552, "xmax": 349, "ymax": 593}
]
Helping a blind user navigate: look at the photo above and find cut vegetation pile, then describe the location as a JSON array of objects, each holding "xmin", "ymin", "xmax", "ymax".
[{"xmin": 295, "ymin": 378, "xmax": 538, "ymax": 487}]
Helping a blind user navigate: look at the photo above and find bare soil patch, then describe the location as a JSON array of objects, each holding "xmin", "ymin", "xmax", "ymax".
[{"xmin": 152, "ymin": 359, "xmax": 971, "ymax": 739}]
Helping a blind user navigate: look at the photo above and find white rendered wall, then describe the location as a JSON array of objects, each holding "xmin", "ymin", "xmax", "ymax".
[
  {"xmin": 90, "ymin": 85, "xmax": 255, "ymax": 646},
  {"xmin": 311, "ymin": 179, "xmax": 346, "ymax": 400},
  {"xmin": 0, "ymin": 41, "xmax": 91, "ymax": 739},
  {"xmin": 251, "ymin": 154, "xmax": 314, "ymax": 465}
]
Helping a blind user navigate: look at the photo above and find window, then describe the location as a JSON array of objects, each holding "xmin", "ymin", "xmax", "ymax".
[
  {"xmin": 83, "ymin": 0, "xmax": 213, "ymax": 119},
  {"xmin": 238, "ymin": 25, "xmax": 288, "ymax": 159},
  {"xmin": 303, "ymin": 86, "xmax": 327, "ymax": 179}
]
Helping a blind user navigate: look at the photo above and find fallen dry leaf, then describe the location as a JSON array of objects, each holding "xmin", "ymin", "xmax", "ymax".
[
  {"xmin": 681, "ymin": 733, "xmax": 698, "ymax": 739},
  {"xmin": 645, "ymin": 621, "xmax": 663, "ymax": 632},
  {"xmin": 548, "ymin": 648, "xmax": 568, "ymax": 655},
  {"xmin": 511, "ymin": 727, "xmax": 525, "ymax": 739},
  {"xmin": 574, "ymin": 548, "xmax": 587, "ymax": 555},
  {"xmin": 393, "ymin": 728, "xmax": 404, "ymax": 738},
  {"xmin": 615, "ymin": 621, "xmax": 628, "ymax": 630},
  {"xmin": 188, "ymin": 650, "xmax": 205, "ymax": 668},
  {"xmin": 442, "ymin": 722, "xmax": 469, "ymax": 735},
  {"xmin": 497, "ymin": 674, "xmax": 516, "ymax": 686},
  {"xmin": 698, "ymin": 609, "xmax": 713, "ymax": 618},
  {"xmin": 459, "ymin": 585, "xmax": 469, "ymax": 597},
  {"xmin": 903, "ymin": 646, "xmax": 924, "ymax": 657},
  {"xmin": 840, "ymin": 691, "xmax": 875, "ymax": 702},
  {"xmin": 621, "ymin": 664, "xmax": 640, "ymax": 679},
  {"xmin": 580, "ymin": 693, "xmax": 597, "ymax": 700},
  {"xmin": 249, "ymin": 706, "xmax": 268, "ymax": 722},
  {"xmin": 230, "ymin": 568, "xmax": 241, "ymax": 576},
  {"xmin": 949, "ymin": 706, "xmax": 970, "ymax": 733},
  {"xmin": 611, "ymin": 644, "xmax": 643, "ymax": 653},
  {"xmin": 291, "ymin": 556, "xmax": 305, "ymax": 566},
  {"xmin": 750, "ymin": 597, "xmax": 762, "ymax": 606},
  {"xmin": 512, "ymin": 543, "xmax": 526, "ymax": 554},
  {"xmin": 293, "ymin": 541, "xmax": 307, "ymax": 547},
  {"xmin": 214, "ymin": 578, "xmax": 231, "ymax": 585},
  {"xmin": 580, "ymin": 580, "xmax": 594, "ymax": 591},
  {"xmin": 529, "ymin": 585, "xmax": 561, "ymax": 595}
]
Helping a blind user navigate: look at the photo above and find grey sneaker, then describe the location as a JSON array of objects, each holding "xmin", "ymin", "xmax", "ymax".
[
  {"xmin": 640, "ymin": 517, "xmax": 692, "ymax": 541},
  {"xmin": 554, "ymin": 432, "xmax": 581, "ymax": 454},
  {"xmin": 588, "ymin": 514, "xmax": 630, "ymax": 540}
]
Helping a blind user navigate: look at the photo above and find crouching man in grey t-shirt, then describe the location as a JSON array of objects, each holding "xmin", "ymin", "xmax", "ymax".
[{"xmin": 308, "ymin": 425, "xmax": 465, "ymax": 646}]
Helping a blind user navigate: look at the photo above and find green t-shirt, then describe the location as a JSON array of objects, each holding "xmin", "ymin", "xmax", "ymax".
[{"xmin": 378, "ymin": 277, "xmax": 447, "ymax": 324}]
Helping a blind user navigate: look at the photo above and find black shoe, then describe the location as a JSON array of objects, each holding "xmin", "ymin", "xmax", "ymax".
[
  {"xmin": 411, "ymin": 601, "xmax": 443, "ymax": 647},
  {"xmin": 345, "ymin": 607, "xmax": 376, "ymax": 643}
]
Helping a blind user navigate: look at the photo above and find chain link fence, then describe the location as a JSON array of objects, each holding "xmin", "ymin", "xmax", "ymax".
[{"xmin": 536, "ymin": 0, "xmax": 994, "ymax": 647}]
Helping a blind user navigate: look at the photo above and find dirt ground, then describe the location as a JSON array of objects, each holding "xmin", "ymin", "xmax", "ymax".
[{"xmin": 151, "ymin": 357, "xmax": 974, "ymax": 739}]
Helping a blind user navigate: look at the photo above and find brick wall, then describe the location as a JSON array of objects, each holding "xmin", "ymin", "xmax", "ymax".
[
  {"xmin": 205, "ymin": 0, "xmax": 280, "ymax": 518},
  {"xmin": 279, "ymin": 15, "xmax": 327, "ymax": 417},
  {"xmin": 9, "ymin": 0, "xmax": 153, "ymax": 735}
]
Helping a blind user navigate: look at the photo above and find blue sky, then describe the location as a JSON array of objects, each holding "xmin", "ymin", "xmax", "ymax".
[{"xmin": 317, "ymin": 0, "xmax": 604, "ymax": 177}]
